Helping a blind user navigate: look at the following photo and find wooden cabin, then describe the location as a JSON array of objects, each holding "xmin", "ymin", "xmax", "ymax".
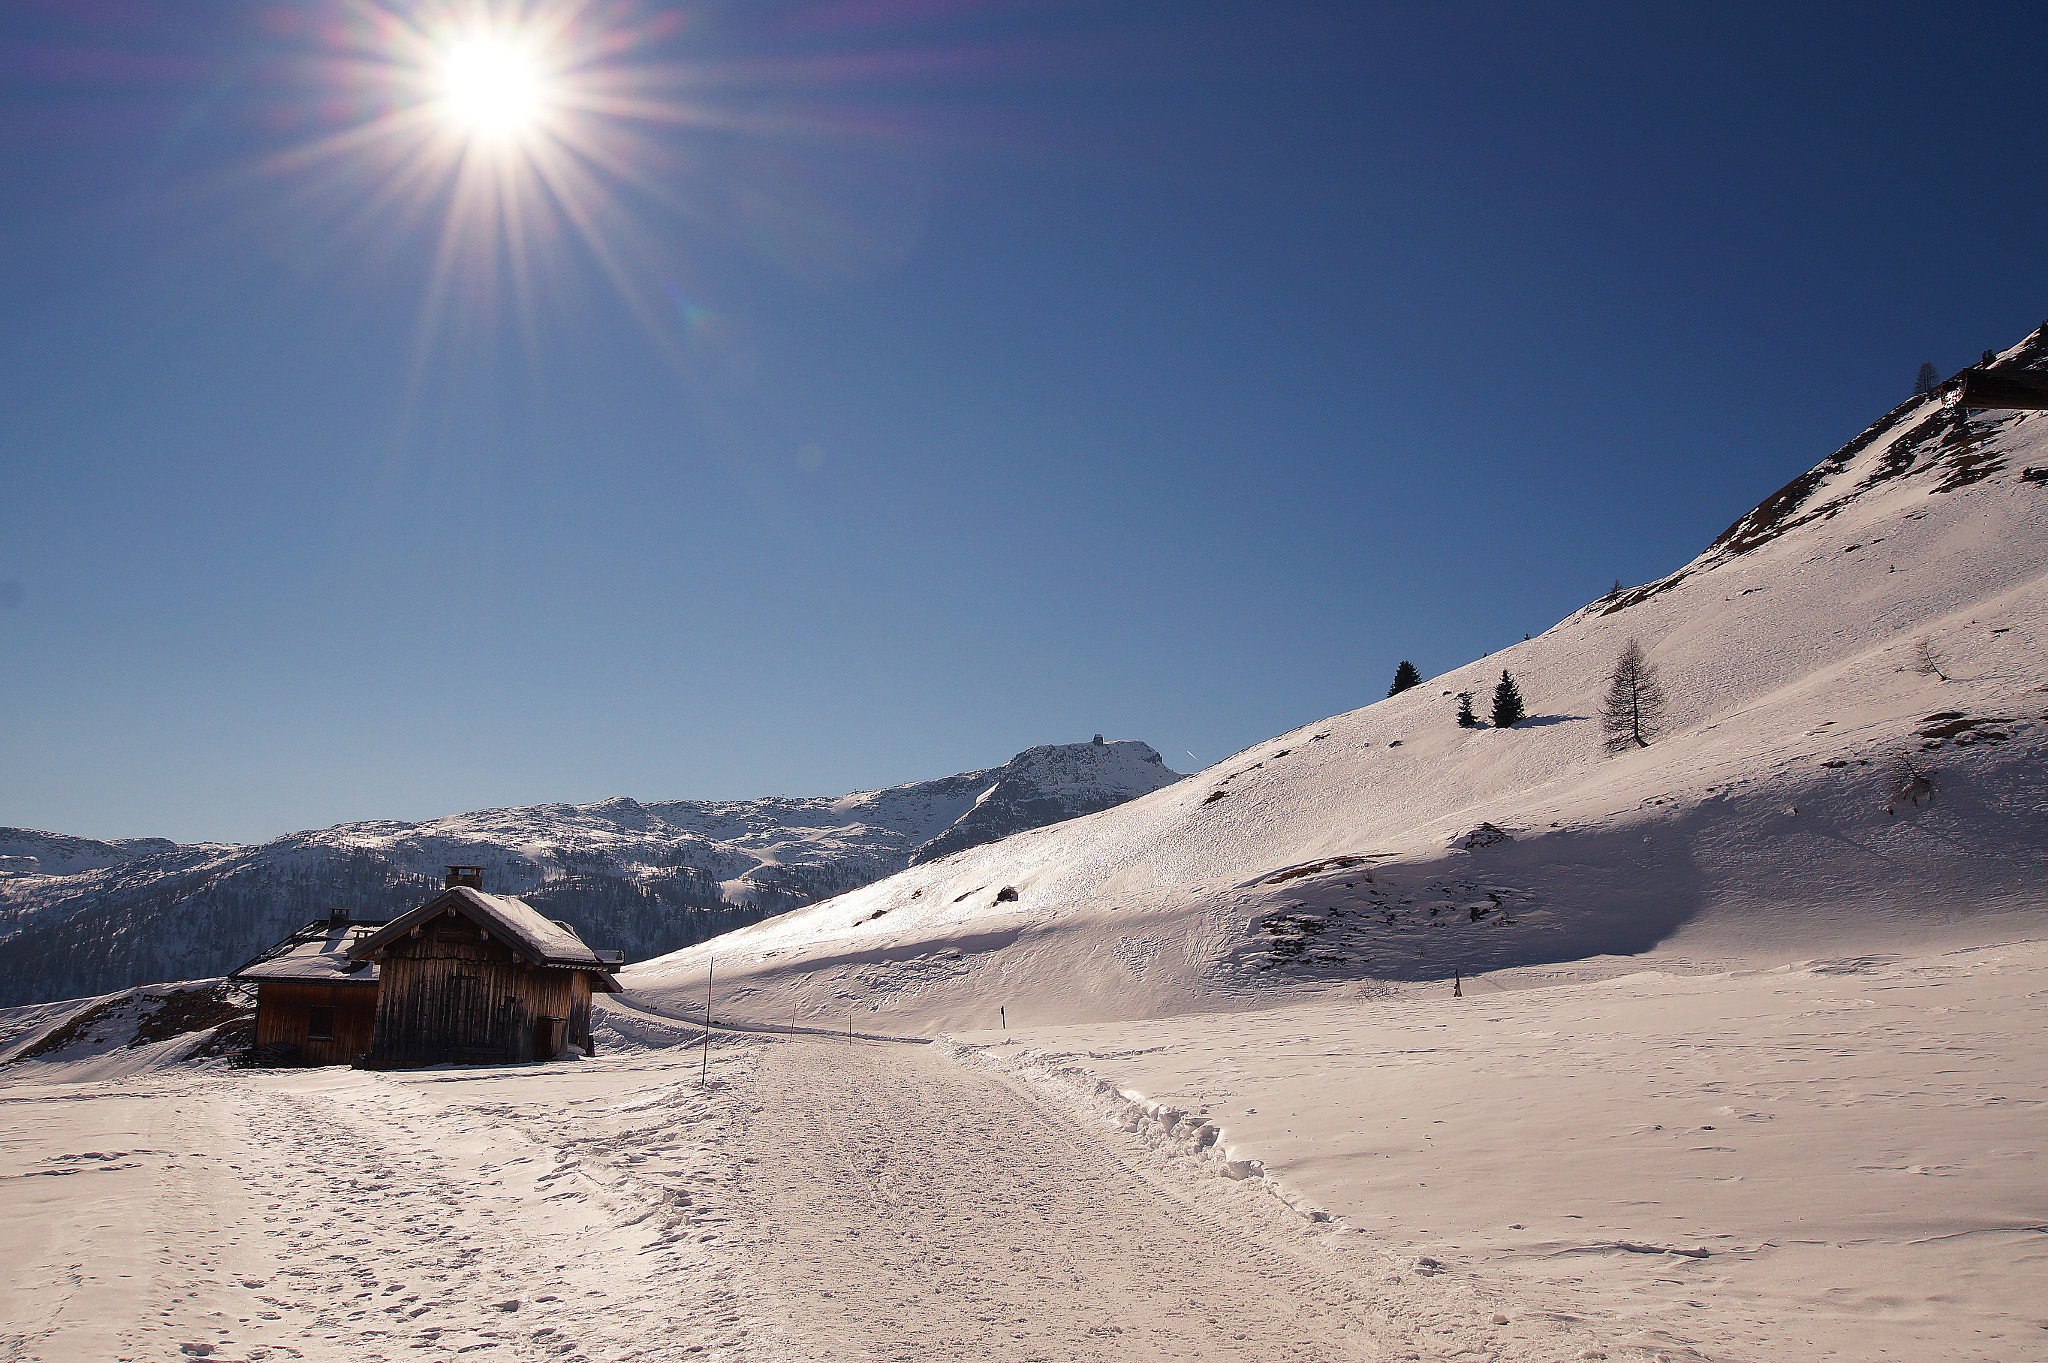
[
  {"xmin": 230, "ymin": 907, "xmax": 387, "ymax": 1066},
  {"xmin": 344, "ymin": 867, "xmax": 623, "ymax": 1069}
]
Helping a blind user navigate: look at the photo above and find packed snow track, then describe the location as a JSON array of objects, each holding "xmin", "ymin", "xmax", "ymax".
[
  {"xmin": 2, "ymin": 1030, "xmax": 1572, "ymax": 1363},
  {"xmin": 740, "ymin": 1037, "xmax": 1401, "ymax": 1362}
]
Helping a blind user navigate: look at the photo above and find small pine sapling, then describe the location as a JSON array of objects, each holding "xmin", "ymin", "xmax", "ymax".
[
  {"xmin": 1455, "ymin": 692, "xmax": 1481, "ymax": 728},
  {"xmin": 1913, "ymin": 636, "xmax": 1950, "ymax": 682},
  {"xmin": 1388, "ymin": 660, "xmax": 1422, "ymax": 697},
  {"xmin": 1600, "ymin": 638, "xmax": 1667, "ymax": 753},
  {"xmin": 1490, "ymin": 671, "xmax": 1525, "ymax": 728}
]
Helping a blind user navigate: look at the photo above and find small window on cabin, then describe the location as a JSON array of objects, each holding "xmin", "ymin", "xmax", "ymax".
[{"xmin": 307, "ymin": 1007, "xmax": 336, "ymax": 1041}]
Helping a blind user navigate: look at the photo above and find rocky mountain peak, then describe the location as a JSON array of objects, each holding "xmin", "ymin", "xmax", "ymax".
[{"xmin": 910, "ymin": 739, "xmax": 1181, "ymax": 865}]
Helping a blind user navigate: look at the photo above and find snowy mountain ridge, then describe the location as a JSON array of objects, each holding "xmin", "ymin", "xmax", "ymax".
[
  {"xmin": 624, "ymin": 322, "xmax": 2048, "ymax": 1032},
  {"xmin": 0, "ymin": 828, "xmax": 187, "ymax": 879},
  {"xmin": 0, "ymin": 739, "xmax": 1181, "ymax": 1006}
]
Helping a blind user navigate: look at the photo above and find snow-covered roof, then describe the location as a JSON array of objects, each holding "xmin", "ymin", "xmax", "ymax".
[
  {"xmin": 346, "ymin": 886, "xmax": 616, "ymax": 979},
  {"xmin": 231, "ymin": 919, "xmax": 384, "ymax": 985}
]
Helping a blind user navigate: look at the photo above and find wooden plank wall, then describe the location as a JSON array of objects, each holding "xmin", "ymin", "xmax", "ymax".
[
  {"xmin": 567, "ymin": 980, "xmax": 593, "ymax": 1057},
  {"xmin": 361, "ymin": 909, "xmax": 597, "ymax": 1068},
  {"xmin": 253, "ymin": 980, "xmax": 379, "ymax": 1066}
]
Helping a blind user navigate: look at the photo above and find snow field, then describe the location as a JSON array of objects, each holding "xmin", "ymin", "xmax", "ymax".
[
  {"xmin": 952, "ymin": 936, "xmax": 2048, "ymax": 1362},
  {"xmin": 6, "ymin": 1011, "xmax": 1671, "ymax": 1363},
  {"xmin": 4, "ymin": 938, "xmax": 2042, "ymax": 1361},
  {"xmin": 0, "ymin": 1040, "xmax": 774, "ymax": 1363}
]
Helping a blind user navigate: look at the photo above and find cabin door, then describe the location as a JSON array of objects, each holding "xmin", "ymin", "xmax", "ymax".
[{"xmin": 534, "ymin": 1016, "xmax": 558, "ymax": 1059}]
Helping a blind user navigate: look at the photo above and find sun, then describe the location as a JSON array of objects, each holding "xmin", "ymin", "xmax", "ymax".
[
  {"xmin": 257, "ymin": 0, "xmax": 948, "ymax": 394},
  {"xmin": 440, "ymin": 35, "xmax": 550, "ymax": 139}
]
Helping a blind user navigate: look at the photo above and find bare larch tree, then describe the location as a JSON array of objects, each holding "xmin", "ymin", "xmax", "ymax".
[
  {"xmin": 1601, "ymin": 638, "xmax": 1667, "ymax": 752},
  {"xmin": 1913, "ymin": 635, "xmax": 1950, "ymax": 682}
]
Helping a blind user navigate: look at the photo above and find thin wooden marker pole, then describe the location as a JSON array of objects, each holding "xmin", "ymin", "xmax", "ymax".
[
  {"xmin": 701, "ymin": 955, "xmax": 714, "ymax": 1087},
  {"xmin": 847, "ymin": 1010, "xmax": 853, "ymax": 1046},
  {"xmin": 1000, "ymin": 1004, "xmax": 1006, "ymax": 1036}
]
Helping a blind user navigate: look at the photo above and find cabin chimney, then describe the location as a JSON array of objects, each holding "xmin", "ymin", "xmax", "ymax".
[
  {"xmin": 328, "ymin": 906, "xmax": 351, "ymax": 924},
  {"xmin": 444, "ymin": 865, "xmax": 485, "ymax": 890}
]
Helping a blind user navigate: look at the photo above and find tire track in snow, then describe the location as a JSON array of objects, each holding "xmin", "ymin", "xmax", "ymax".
[{"xmin": 735, "ymin": 1038, "xmax": 1397, "ymax": 1362}]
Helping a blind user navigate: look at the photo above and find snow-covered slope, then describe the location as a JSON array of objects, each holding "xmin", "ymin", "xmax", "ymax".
[
  {"xmin": 0, "ymin": 978, "xmax": 250, "ymax": 1081},
  {"xmin": 0, "ymin": 740, "xmax": 1180, "ymax": 1006},
  {"xmin": 0, "ymin": 828, "xmax": 182, "ymax": 878},
  {"xmin": 626, "ymin": 324, "xmax": 2048, "ymax": 1032}
]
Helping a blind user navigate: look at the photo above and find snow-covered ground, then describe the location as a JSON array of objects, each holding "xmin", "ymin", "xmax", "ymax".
[
  {"xmin": 955, "ymin": 936, "xmax": 2048, "ymax": 1362},
  {"xmin": 0, "ymin": 1006, "xmax": 1619, "ymax": 1363},
  {"xmin": 4, "ymin": 941, "xmax": 2041, "ymax": 1362},
  {"xmin": 2, "ymin": 1022, "xmax": 762, "ymax": 1363}
]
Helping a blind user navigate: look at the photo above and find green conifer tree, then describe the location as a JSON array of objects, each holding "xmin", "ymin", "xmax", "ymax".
[
  {"xmin": 1491, "ymin": 670, "xmax": 1525, "ymax": 728},
  {"xmin": 1388, "ymin": 661, "xmax": 1422, "ymax": 697}
]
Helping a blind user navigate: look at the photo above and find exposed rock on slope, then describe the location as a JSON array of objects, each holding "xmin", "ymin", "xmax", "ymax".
[
  {"xmin": 1603, "ymin": 319, "xmax": 2048, "ymax": 615},
  {"xmin": 0, "ymin": 979, "xmax": 250, "ymax": 1080},
  {"xmin": 0, "ymin": 740, "xmax": 1181, "ymax": 1007},
  {"xmin": 624, "ymin": 323, "xmax": 2048, "ymax": 1032}
]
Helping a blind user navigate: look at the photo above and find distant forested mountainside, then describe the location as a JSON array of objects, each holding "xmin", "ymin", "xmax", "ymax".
[{"xmin": 0, "ymin": 740, "xmax": 1181, "ymax": 1006}]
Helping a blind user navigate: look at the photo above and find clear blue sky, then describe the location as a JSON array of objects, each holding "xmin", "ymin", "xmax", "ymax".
[{"xmin": 3, "ymin": 1, "xmax": 2044, "ymax": 845}]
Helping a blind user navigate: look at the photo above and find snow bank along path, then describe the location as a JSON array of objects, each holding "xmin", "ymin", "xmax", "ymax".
[
  {"xmin": 734, "ymin": 1033, "xmax": 1604, "ymax": 1362},
  {"xmin": 958, "ymin": 938, "xmax": 2048, "ymax": 1363}
]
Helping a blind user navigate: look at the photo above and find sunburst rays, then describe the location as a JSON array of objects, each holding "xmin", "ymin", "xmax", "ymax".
[{"xmin": 244, "ymin": 2, "xmax": 735, "ymax": 408}]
